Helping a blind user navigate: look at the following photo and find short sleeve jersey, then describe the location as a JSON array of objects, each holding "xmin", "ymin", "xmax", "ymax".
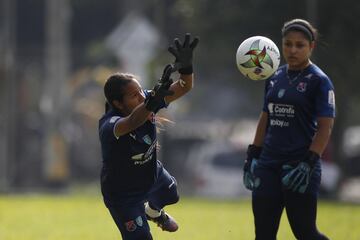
[
  {"xmin": 98, "ymin": 91, "xmax": 166, "ymax": 196},
  {"xmin": 261, "ymin": 63, "xmax": 336, "ymax": 160}
]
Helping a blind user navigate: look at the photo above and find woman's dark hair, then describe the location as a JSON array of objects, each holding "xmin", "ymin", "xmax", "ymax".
[
  {"xmin": 104, "ymin": 73, "xmax": 136, "ymax": 111},
  {"xmin": 282, "ymin": 19, "xmax": 318, "ymax": 42},
  {"xmin": 104, "ymin": 73, "xmax": 136, "ymax": 103}
]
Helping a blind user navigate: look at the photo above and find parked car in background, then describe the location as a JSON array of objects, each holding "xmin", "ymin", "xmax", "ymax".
[
  {"xmin": 161, "ymin": 120, "xmax": 257, "ymax": 198},
  {"xmin": 161, "ymin": 119, "xmax": 344, "ymax": 199},
  {"xmin": 186, "ymin": 141, "xmax": 250, "ymax": 198}
]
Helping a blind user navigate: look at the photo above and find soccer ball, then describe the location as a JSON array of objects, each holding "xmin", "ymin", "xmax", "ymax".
[{"xmin": 236, "ymin": 36, "xmax": 280, "ymax": 81}]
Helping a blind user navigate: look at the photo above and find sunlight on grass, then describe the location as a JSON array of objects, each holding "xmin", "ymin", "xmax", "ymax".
[{"xmin": 0, "ymin": 193, "xmax": 359, "ymax": 240}]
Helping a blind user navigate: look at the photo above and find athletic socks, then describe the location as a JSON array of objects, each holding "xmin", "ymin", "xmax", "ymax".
[{"xmin": 145, "ymin": 202, "xmax": 161, "ymax": 218}]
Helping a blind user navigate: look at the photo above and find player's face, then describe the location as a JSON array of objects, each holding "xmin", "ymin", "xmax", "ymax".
[
  {"xmin": 282, "ymin": 31, "xmax": 315, "ymax": 70},
  {"xmin": 120, "ymin": 80, "xmax": 145, "ymax": 116}
]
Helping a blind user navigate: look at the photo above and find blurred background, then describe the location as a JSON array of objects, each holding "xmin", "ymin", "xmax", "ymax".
[{"xmin": 1, "ymin": 0, "xmax": 360, "ymax": 202}]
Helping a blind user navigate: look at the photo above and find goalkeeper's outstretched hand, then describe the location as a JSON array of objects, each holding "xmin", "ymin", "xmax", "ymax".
[{"xmin": 168, "ymin": 33, "xmax": 199, "ymax": 75}]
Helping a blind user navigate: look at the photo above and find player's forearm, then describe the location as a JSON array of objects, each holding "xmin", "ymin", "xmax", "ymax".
[
  {"xmin": 309, "ymin": 118, "xmax": 334, "ymax": 156},
  {"xmin": 164, "ymin": 74, "xmax": 193, "ymax": 104},
  {"xmin": 178, "ymin": 73, "xmax": 194, "ymax": 92},
  {"xmin": 128, "ymin": 103, "xmax": 152, "ymax": 128},
  {"xmin": 252, "ymin": 111, "xmax": 268, "ymax": 146},
  {"xmin": 115, "ymin": 104, "xmax": 152, "ymax": 136}
]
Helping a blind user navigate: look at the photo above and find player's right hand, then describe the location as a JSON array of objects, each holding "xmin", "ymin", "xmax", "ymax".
[
  {"xmin": 243, "ymin": 144, "xmax": 262, "ymax": 191},
  {"xmin": 243, "ymin": 158, "xmax": 260, "ymax": 190}
]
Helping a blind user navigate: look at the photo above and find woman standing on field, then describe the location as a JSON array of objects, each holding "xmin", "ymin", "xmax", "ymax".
[{"xmin": 243, "ymin": 19, "xmax": 334, "ymax": 240}]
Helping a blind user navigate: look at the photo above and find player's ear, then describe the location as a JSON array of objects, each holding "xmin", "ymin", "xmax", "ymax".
[
  {"xmin": 308, "ymin": 41, "xmax": 315, "ymax": 57},
  {"xmin": 310, "ymin": 41, "xmax": 315, "ymax": 50}
]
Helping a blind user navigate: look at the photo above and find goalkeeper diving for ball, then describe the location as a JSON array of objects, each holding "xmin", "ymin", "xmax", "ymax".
[{"xmin": 98, "ymin": 33, "xmax": 198, "ymax": 240}]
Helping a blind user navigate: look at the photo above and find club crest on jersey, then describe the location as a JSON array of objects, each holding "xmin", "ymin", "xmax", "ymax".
[
  {"xmin": 278, "ymin": 89, "xmax": 286, "ymax": 98},
  {"xmin": 125, "ymin": 220, "xmax": 137, "ymax": 232},
  {"xmin": 296, "ymin": 82, "xmax": 307, "ymax": 92},
  {"xmin": 143, "ymin": 135, "xmax": 152, "ymax": 145},
  {"xmin": 135, "ymin": 216, "xmax": 143, "ymax": 227}
]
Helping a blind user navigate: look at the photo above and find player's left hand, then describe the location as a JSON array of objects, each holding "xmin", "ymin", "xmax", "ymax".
[
  {"xmin": 281, "ymin": 151, "xmax": 319, "ymax": 193},
  {"xmin": 145, "ymin": 64, "xmax": 175, "ymax": 112},
  {"xmin": 168, "ymin": 33, "xmax": 199, "ymax": 75}
]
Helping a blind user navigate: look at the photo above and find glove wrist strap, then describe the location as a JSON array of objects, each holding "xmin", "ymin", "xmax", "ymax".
[
  {"xmin": 145, "ymin": 96, "xmax": 160, "ymax": 113},
  {"xmin": 247, "ymin": 144, "xmax": 262, "ymax": 159},
  {"xmin": 179, "ymin": 65, "xmax": 193, "ymax": 75},
  {"xmin": 305, "ymin": 150, "xmax": 320, "ymax": 167}
]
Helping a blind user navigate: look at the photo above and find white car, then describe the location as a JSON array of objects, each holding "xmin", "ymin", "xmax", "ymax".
[{"xmin": 186, "ymin": 141, "xmax": 251, "ymax": 198}]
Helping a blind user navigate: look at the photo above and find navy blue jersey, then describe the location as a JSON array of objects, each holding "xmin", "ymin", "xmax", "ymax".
[
  {"xmin": 98, "ymin": 91, "xmax": 167, "ymax": 196},
  {"xmin": 261, "ymin": 63, "xmax": 335, "ymax": 160}
]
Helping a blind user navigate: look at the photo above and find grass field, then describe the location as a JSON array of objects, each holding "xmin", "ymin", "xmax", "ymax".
[{"xmin": 1, "ymin": 191, "xmax": 360, "ymax": 240}]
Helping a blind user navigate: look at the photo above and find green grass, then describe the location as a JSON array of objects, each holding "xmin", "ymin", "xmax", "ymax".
[{"xmin": 0, "ymin": 193, "xmax": 360, "ymax": 240}]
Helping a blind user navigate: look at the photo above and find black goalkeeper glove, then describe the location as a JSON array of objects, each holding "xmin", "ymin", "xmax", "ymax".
[
  {"xmin": 168, "ymin": 33, "xmax": 199, "ymax": 74},
  {"xmin": 145, "ymin": 64, "xmax": 175, "ymax": 112}
]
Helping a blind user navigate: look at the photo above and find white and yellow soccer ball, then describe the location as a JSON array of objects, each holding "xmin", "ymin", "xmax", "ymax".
[{"xmin": 236, "ymin": 36, "xmax": 280, "ymax": 81}]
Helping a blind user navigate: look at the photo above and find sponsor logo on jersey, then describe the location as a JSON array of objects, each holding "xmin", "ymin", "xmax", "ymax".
[
  {"xmin": 270, "ymin": 119, "xmax": 290, "ymax": 127},
  {"xmin": 142, "ymin": 140, "xmax": 156, "ymax": 162},
  {"xmin": 268, "ymin": 103, "xmax": 295, "ymax": 117},
  {"xmin": 131, "ymin": 153, "xmax": 144, "ymax": 161},
  {"xmin": 278, "ymin": 89, "xmax": 286, "ymax": 98},
  {"xmin": 268, "ymin": 103, "xmax": 274, "ymax": 113},
  {"xmin": 131, "ymin": 140, "xmax": 157, "ymax": 165},
  {"xmin": 296, "ymin": 82, "xmax": 307, "ymax": 92}
]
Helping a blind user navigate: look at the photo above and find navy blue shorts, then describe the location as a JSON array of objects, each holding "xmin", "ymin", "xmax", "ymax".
[
  {"xmin": 252, "ymin": 158, "xmax": 322, "ymax": 197},
  {"xmin": 104, "ymin": 161, "xmax": 179, "ymax": 240}
]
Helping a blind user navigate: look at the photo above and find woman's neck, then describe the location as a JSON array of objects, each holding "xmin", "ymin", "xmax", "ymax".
[{"xmin": 288, "ymin": 60, "xmax": 311, "ymax": 71}]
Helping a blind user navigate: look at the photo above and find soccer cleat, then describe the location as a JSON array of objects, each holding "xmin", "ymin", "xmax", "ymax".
[{"xmin": 146, "ymin": 209, "xmax": 178, "ymax": 232}]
